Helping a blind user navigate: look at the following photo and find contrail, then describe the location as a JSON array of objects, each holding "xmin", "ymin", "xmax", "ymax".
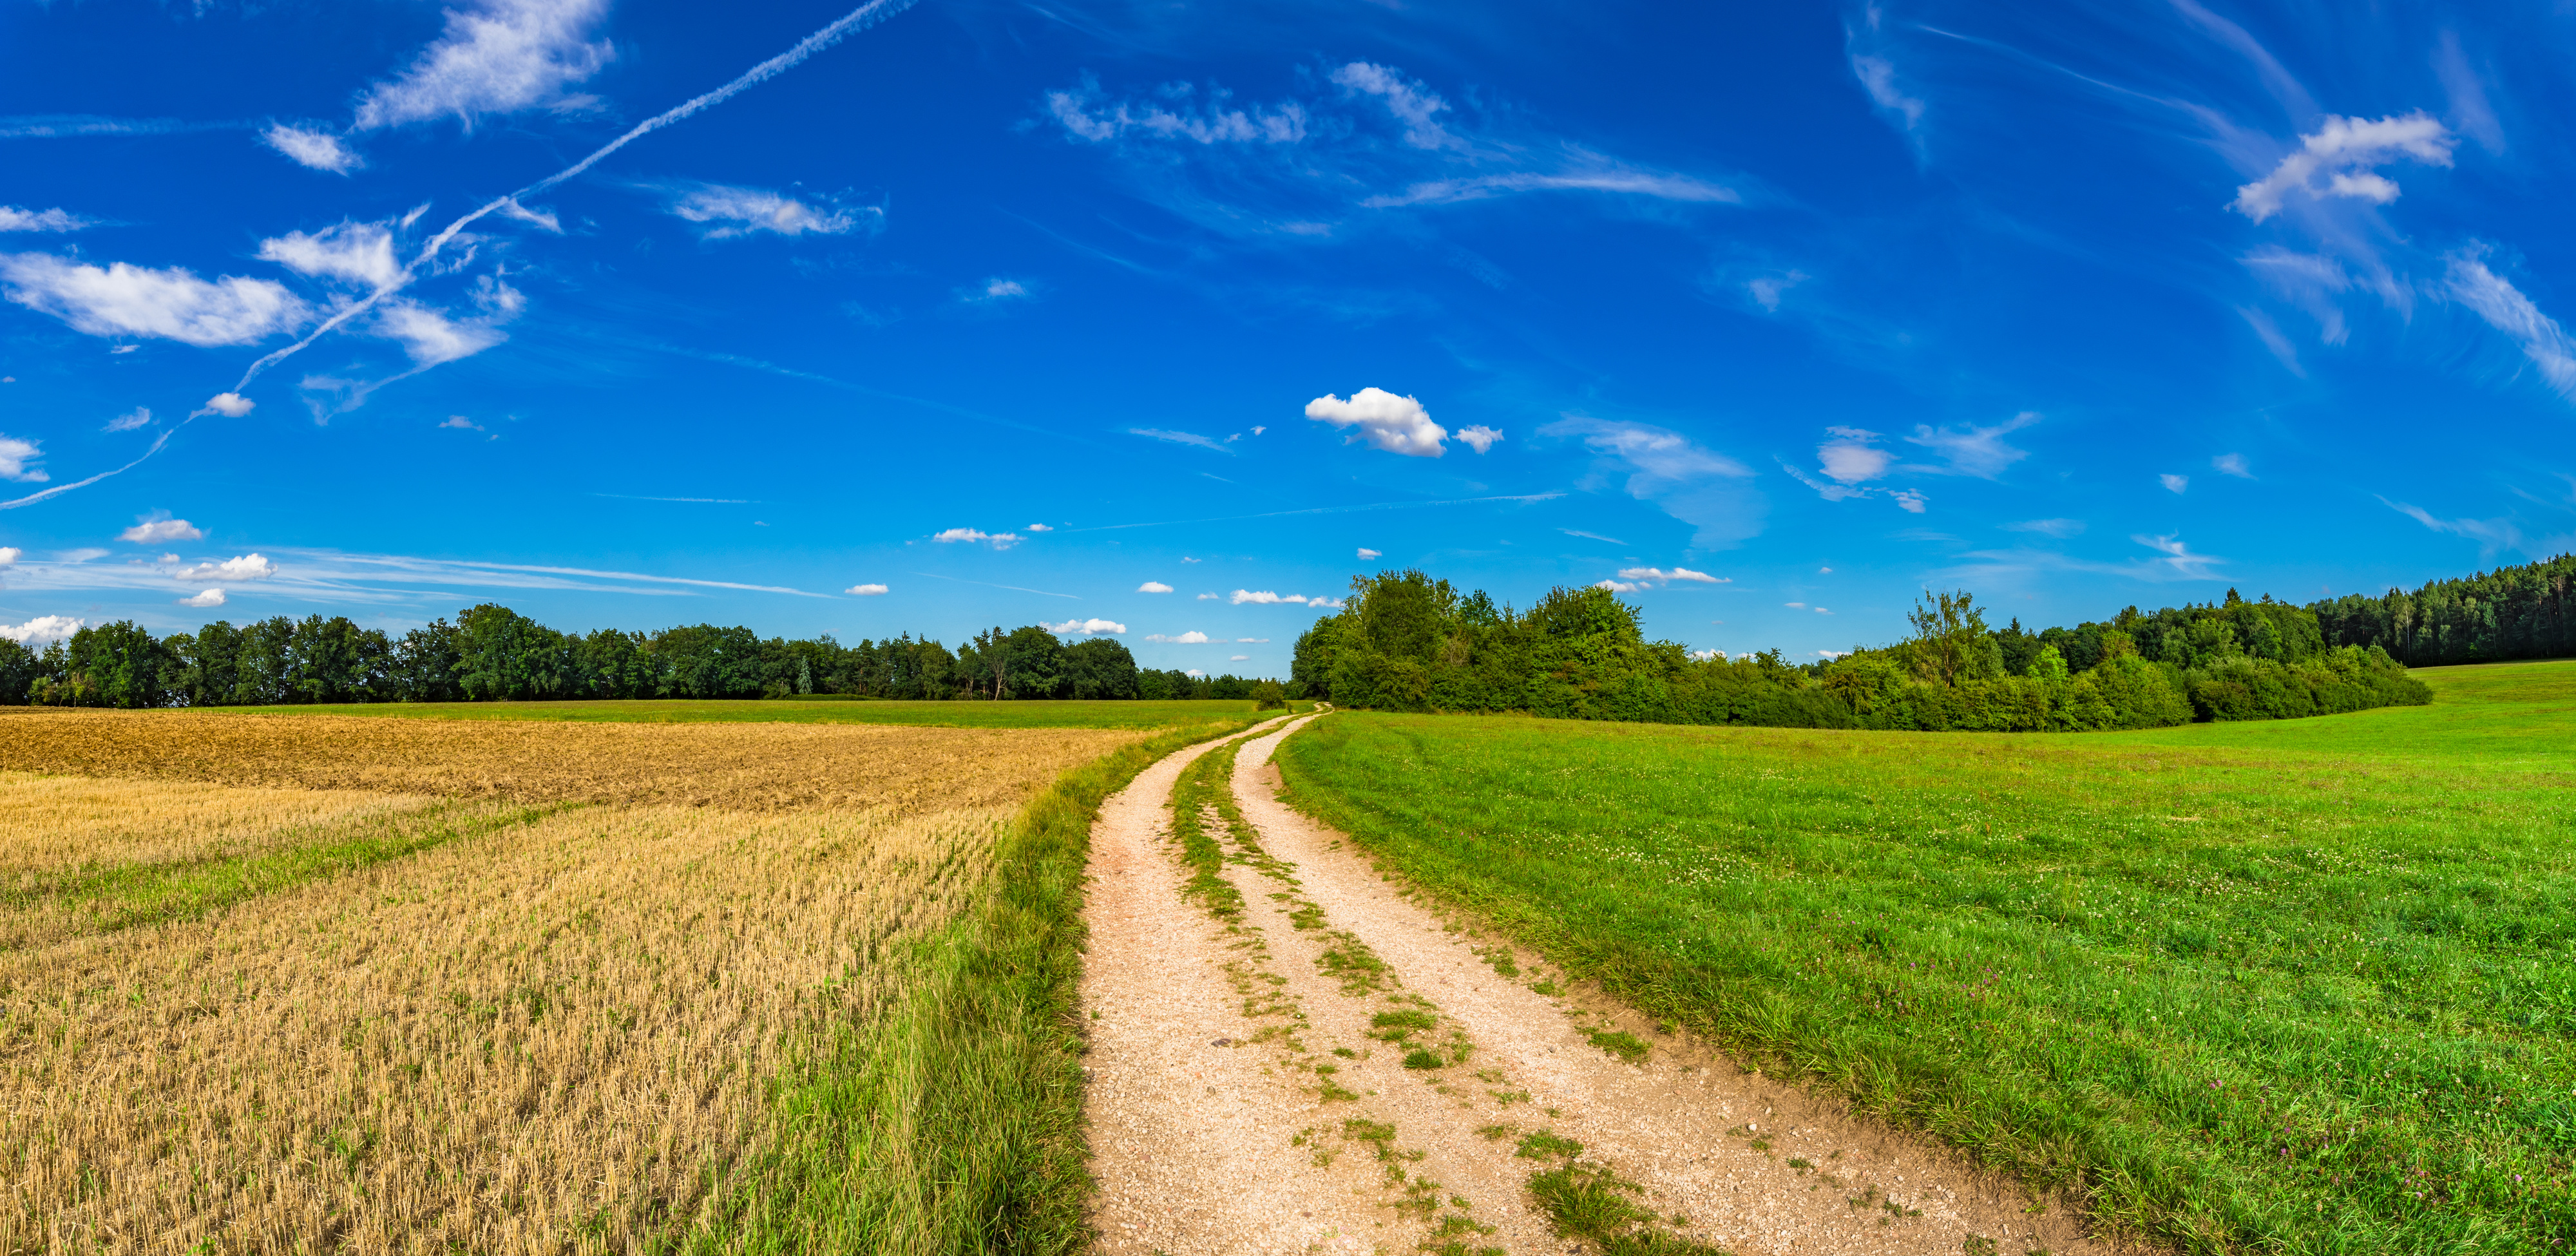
[
  {"xmin": 234, "ymin": 0, "xmax": 923, "ymax": 392},
  {"xmin": 14, "ymin": 0, "xmax": 923, "ymax": 510}
]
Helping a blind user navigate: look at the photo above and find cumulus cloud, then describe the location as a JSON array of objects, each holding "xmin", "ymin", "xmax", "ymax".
[
  {"xmin": 966, "ymin": 278, "xmax": 1031, "ymax": 304},
  {"xmin": 1137, "ymin": 580, "xmax": 1174, "ymax": 593},
  {"xmin": 1195, "ymin": 591, "xmax": 1217, "ymax": 600},
  {"xmin": 2443, "ymin": 247, "xmax": 2576, "ymax": 401},
  {"xmin": 1146, "ymin": 631, "xmax": 1212, "ymax": 643},
  {"xmin": 0, "ymin": 547, "xmax": 16, "ymax": 566},
  {"xmin": 931, "ymin": 527, "xmax": 1021, "ymax": 549},
  {"xmin": 2161, "ymin": 473, "xmax": 2190, "ymax": 493},
  {"xmin": 1455, "ymin": 424, "xmax": 1503, "ymax": 454},
  {"xmin": 104, "ymin": 407, "xmax": 152, "ymax": 433},
  {"xmin": 1063, "ymin": 618, "xmax": 1129, "ymax": 634},
  {"xmin": 373, "ymin": 296, "xmax": 511, "ymax": 365},
  {"xmin": 2002, "ymin": 518, "xmax": 2085, "ymax": 538},
  {"xmin": 1815, "ymin": 426, "xmax": 1892, "ymax": 488},
  {"xmin": 1230, "ymin": 654, "xmax": 1250, "ymax": 661},
  {"xmin": 0, "ymin": 434, "xmax": 46, "ymax": 482},
  {"xmin": 1891, "ymin": 490, "xmax": 1927, "ymax": 514},
  {"xmin": 2231, "ymin": 113, "xmax": 2454, "ymax": 223},
  {"xmin": 1906, "ymin": 412, "xmax": 2039, "ymax": 479},
  {"xmin": 1306, "ymin": 388, "xmax": 1449, "ymax": 457},
  {"xmin": 1230, "ymin": 589, "xmax": 1310, "ymax": 605},
  {"xmin": 2213, "ymin": 453, "xmax": 2254, "ymax": 479},
  {"xmin": 0, "ymin": 615, "xmax": 83, "ymax": 644},
  {"xmin": 0, "ymin": 206, "xmax": 91, "ymax": 233},
  {"xmin": 846, "ymin": 582, "xmax": 888, "ymax": 595},
  {"xmin": 1616, "ymin": 566, "xmax": 1726, "ymax": 585},
  {"xmin": 193, "ymin": 392, "xmax": 256, "ymax": 419},
  {"xmin": 667, "ymin": 182, "xmax": 873, "ymax": 239},
  {"xmin": 1185, "ymin": 668, "xmax": 1207, "ymax": 678},
  {"xmin": 1594, "ymin": 579, "xmax": 1643, "ymax": 593},
  {"xmin": 1026, "ymin": 524, "xmax": 1053, "ymax": 533},
  {"xmin": 177, "ymin": 588, "xmax": 227, "ymax": 607},
  {"xmin": 171, "ymin": 553, "xmax": 277, "ymax": 582},
  {"xmin": 0, "ymin": 254, "xmax": 306, "ymax": 346},
  {"xmin": 1355, "ymin": 547, "xmax": 1381, "ymax": 560},
  {"xmin": 257, "ymin": 220, "xmax": 401, "ymax": 289},
  {"xmin": 352, "ymin": 0, "xmax": 615, "ymax": 132},
  {"xmin": 119, "ymin": 515, "xmax": 204, "ymax": 544},
  {"xmin": 261, "ymin": 124, "xmax": 363, "ymax": 173}
]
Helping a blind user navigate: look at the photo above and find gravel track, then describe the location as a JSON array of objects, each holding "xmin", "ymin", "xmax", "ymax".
[{"xmin": 1084, "ymin": 715, "xmax": 2117, "ymax": 1255}]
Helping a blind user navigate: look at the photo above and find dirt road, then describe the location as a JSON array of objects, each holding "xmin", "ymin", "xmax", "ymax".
[{"xmin": 1083, "ymin": 715, "xmax": 2112, "ymax": 1255}]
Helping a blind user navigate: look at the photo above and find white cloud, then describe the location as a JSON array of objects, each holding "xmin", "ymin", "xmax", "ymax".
[
  {"xmin": 0, "ymin": 433, "xmax": 46, "ymax": 482},
  {"xmin": 1747, "ymin": 270, "xmax": 1808, "ymax": 311},
  {"xmin": 2213, "ymin": 453, "xmax": 2254, "ymax": 479},
  {"xmin": 0, "ymin": 253, "xmax": 306, "ymax": 346},
  {"xmin": 1849, "ymin": 54, "xmax": 1924, "ymax": 132},
  {"xmin": 1026, "ymin": 524, "xmax": 1053, "ymax": 533},
  {"xmin": 1306, "ymin": 388, "xmax": 1449, "ymax": 457},
  {"xmin": 2231, "ymin": 112, "xmax": 2454, "ymax": 223},
  {"xmin": 2002, "ymin": 518, "xmax": 2085, "ymax": 538},
  {"xmin": 2239, "ymin": 305, "xmax": 2305, "ymax": 376},
  {"xmin": 1047, "ymin": 75, "xmax": 1309, "ymax": 146},
  {"xmin": 1355, "ymin": 548, "xmax": 1381, "ymax": 560},
  {"xmin": 1181, "ymin": 556, "xmax": 1201, "ymax": 564},
  {"xmin": 1455, "ymin": 424, "xmax": 1503, "ymax": 454},
  {"xmin": 352, "ymin": 0, "xmax": 615, "ymax": 132},
  {"xmin": 1230, "ymin": 589, "xmax": 1309, "ymax": 605},
  {"xmin": 0, "ymin": 547, "xmax": 17, "ymax": 566},
  {"xmin": 931, "ymin": 527, "xmax": 1021, "ymax": 549},
  {"xmin": 1044, "ymin": 617, "xmax": 1127, "ymax": 635},
  {"xmin": 257, "ymin": 220, "xmax": 401, "ymax": 289},
  {"xmin": 1363, "ymin": 164, "xmax": 1739, "ymax": 209},
  {"xmin": 260, "ymin": 124, "xmax": 364, "ymax": 173},
  {"xmin": 2161, "ymin": 473, "xmax": 2190, "ymax": 493},
  {"xmin": 1137, "ymin": 580, "xmax": 1174, "ymax": 593},
  {"xmin": 1230, "ymin": 654, "xmax": 1250, "ymax": 661},
  {"xmin": 1195, "ymin": 591, "xmax": 1217, "ymax": 600},
  {"xmin": 1331, "ymin": 61, "xmax": 1455, "ymax": 149},
  {"xmin": 1310, "ymin": 596, "xmax": 1345, "ymax": 609},
  {"xmin": 0, "ymin": 206, "xmax": 91, "ymax": 233},
  {"xmin": 966, "ymin": 278, "xmax": 1031, "ymax": 303},
  {"xmin": 177, "ymin": 588, "xmax": 227, "ymax": 608},
  {"xmin": 104, "ymin": 407, "xmax": 151, "ymax": 433},
  {"xmin": 1905, "ymin": 412, "xmax": 2039, "ymax": 479},
  {"xmin": 1616, "ymin": 566, "xmax": 1726, "ymax": 585},
  {"xmin": 667, "ymin": 182, "xmax": 872, "ymax": 239},
  {"xmin": 846, "ymin": 582, "xmax": 889, "ymax": 596},
  {"xmin": 2443, "ymin": 248, "xmax": 2576, "ymax": 401},
  {"xmin": 59, "ymin": 548, "xmax": 110, "ymax": 564},
  {"xmin": 2378, "ymin": 497, "xmax": 2534, "ymax": 557},
  {"xmin": 1543, "ymin": 416, "xmax": 1764, "ymax": 547},
  {"xmin": 1147, "ymin": 631, "xmax": 1212, "ymax": 643},
  {"xmin": 1131, "ymin": 428, "xmax": 1232, "ymax": 454},
  {"xmin": 373, "ymin": 297, "xmax": 511, "ymax": 365},
  {"xmin": 2132, "ymin": 533, "xmax": 2225, "ymax": 578},
  {"xmin": 194, "ymin": 392, "xmax": 255, "ymax": 418},
  {"xmin": 1891, "ymin": 490, "xmax": 1927, "ymax": 514},
  {"xmin": 1785, "ymin": 601, "xmax": 1806, "ymax": 609},
  {"xmin": 0, "ymin": 615, "xmax": 83, "ymax": 644},
  {"xmin": 171, "ymin": 553, "xmax": 277, "ymax": 582},
  {"xmin": 1816, "ymin": 426, "xmax": 1892, "ymax": 487},
  {"xmin": 440, "ymin": 415, "xmax": 486, "ymax": 432},
  {"xmin": 1236, "ymin": 637, "xmax": 1268, "ymax": 643},
  {"xmin": 1813, "ymin": 605, "xmax": 1834, "ymax": 614},
  {"xmin": 1594, "ymin": 579, "xmax": 1643, "ymax": 593},
  {"xmin": 119, "ymin": 515, "xmax": 204, "ymax": 544},
  {"xmin": 1185, "ymin": 668, "xmax": 1207, "ymax": 678},
  {"xmin": 1690, "ymin": 649, "xmax": 1722, "ymax": 661}
]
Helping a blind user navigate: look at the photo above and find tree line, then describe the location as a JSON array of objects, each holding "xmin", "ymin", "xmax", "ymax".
[
  {"xmin": 2308, "ymin": 551, "xmax": 2576, "ymax": 666},
  {"xmin": 0, "ymin": 604, "xmax": 1280, "ymax": 708},
  {"xmin": 1292, "ymin": 570, "xmax": 2432, "ymax": 732}
]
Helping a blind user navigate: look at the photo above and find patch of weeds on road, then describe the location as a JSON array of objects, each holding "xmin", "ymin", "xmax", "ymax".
[
  {"xmin": 1487, "ymin": 1089, "xmax": 1532, "ymax": 1106},
  {"xmin": 1318, "ymin": 929, "xmax": 1394, "ymax": 994},
  {"xmin": 1471, "ymin": 943, "xmax": 1521, "ymax": 978},
  {"xmin": 1515, "ymin": 1130, "xmax": 1583, "ymax": 1160},
  {"xmin": 1585, "ymin": 1027, "xmax": 1650, "ymax": 1063},
  {"xmin": 1526, "ymin": 1161, "xmax": 1728, "ymax": 1256},
  {"xmin": 1421, "ymin": 1209, "xmax": 1502, "ymax": 1256},
  {"xmin": 1401, "ymin": 1049, "xmax": 1444, "ymax": 1070}
]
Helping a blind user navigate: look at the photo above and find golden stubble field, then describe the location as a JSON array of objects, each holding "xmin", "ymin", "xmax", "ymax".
[{"xmin": 0, "ymin": 710, "xmax": 1142, "ymax": 1253}]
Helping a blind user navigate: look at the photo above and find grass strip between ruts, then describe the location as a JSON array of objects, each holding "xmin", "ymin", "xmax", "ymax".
[{"xmin": 711, "ymin": 715, "xmax": 1273, "ymax": 1255}]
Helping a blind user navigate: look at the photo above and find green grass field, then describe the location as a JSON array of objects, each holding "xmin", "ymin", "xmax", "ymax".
[
  {"xmin": 1274, "ymin": 659, "xmax": 2576, "ymax": 1254},
  {"xmin": 217, "ymin": 696, "xmax": 1298, "ymax": 728}
]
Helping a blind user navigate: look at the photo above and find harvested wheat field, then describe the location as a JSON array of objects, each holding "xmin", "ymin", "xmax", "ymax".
[{"xmin": 0, "ymin": 708, "xmax": 1182, "ymax": 1254}]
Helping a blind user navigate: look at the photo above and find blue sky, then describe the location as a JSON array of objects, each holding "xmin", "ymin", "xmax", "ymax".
[{"xmin": 3, "ymin": 0, "xmax": 2573, "ymax": 672}]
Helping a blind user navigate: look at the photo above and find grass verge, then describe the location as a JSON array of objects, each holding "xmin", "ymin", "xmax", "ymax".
[
  {"xmin": 1274, "ymin": 663, "xmax": 2576, "ymax": 1254},
  {"xmin": 715, "ymin": 714, "xmax": 1271, "ymax": 1253}
]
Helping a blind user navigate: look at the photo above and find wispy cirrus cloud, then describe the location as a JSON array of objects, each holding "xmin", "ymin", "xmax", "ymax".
[
  {"xmin": 1544, "ymin": 415, "xmax": 1764, "ymax": 546},
  {"xmin": 1129, "ymin": 428, "xmax": 1232, "ymax": 453},
  {"xmin": 0, "ymin": 206, "xmax": 93, "ymax": 233},
  {"xmin": 352, "ymin": 0, "xmax": 615, "ymax": 133},
  {"xmin": 663, "ymin": 182, "xmax": 879, "ymax": 240},
  {"xmin": 2441, "ymin": 246, "xmax": 2576, "ymax": 403},
  {"xmin": 261, "ymin": 124, "xmax": 364, "ymax": 173}
]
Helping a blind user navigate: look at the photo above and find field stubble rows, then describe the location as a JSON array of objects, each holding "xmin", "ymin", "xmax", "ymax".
[{"xmin": 0, "ymin": 709, "xmax": 1155, "ymax": 1253}]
